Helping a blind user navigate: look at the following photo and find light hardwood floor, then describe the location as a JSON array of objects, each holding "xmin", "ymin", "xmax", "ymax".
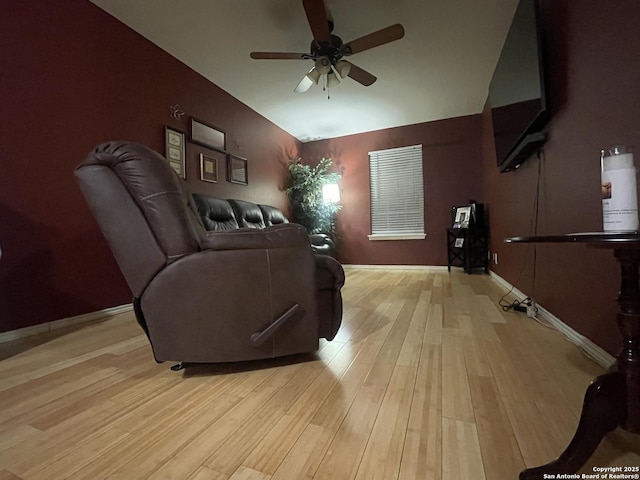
[{"xmin": 1, "ymin": 268, "xmax": 639, "ymax": 479}]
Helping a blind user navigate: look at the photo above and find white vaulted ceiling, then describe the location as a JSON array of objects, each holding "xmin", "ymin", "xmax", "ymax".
[{"xmin": 90, "ymin": 0, "xmax": 518, "ymax": 142}]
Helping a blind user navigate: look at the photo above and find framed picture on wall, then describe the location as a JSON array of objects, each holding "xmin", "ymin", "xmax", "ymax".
[
  {"xmin": 199, "ymin": 152, "xmax": 224, "ymax": 183},
  {"xmin": 228, "ymin": 154, "xmax": 248, "ymax": 185},
  {"xmin": 190, "ymin": 118, "xmax": 226, "ymax": 152},
  {"xmin": 164, "ymin": 126, "xmax": 186, "ymax": 179}
]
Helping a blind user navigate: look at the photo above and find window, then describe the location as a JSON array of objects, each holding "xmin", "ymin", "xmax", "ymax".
[{"xmin": 368, "ymin": 144, "xmax": 425, "ymax": 240}]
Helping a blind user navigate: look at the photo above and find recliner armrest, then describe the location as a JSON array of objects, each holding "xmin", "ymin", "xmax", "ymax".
[
  {"xmin": 201, "ymin": 223, "xmax": 310, "ymax": 251},
  {"xmin": 309, "ymin": 233, "xmax": 334, "ymax": 247},
  {"xmin": 315, "ymin": 254, "xmax": 345, "ymax": 289}
]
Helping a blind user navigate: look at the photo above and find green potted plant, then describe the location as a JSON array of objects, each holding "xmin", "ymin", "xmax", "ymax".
[{"xmin": 285, "ymin": 158, "xmax": 341, "ymax": 239}]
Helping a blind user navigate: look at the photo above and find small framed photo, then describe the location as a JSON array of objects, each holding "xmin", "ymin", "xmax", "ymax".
[
  {"xmin": 453, "ymin": 206, "xmax": 471, "ymax": 228},
  {"xmin": 190, "ymin": 118, "xmax": 225, "ymax": 151},
  {"xmin": 165, "ymin": 126, "xmax": 186, "ymax": 179},
  {"xmin": 228, "ymin": 154, "xmax": 248, "ymax": 185},
  {"xmin": 199, "ymin": 152, "xmax": 222, "ymax": 183}
]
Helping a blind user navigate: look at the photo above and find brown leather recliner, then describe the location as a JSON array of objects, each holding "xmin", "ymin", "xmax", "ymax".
[{"xmin": 75, "ymin": 141, "xmax": 345, "ymax": 364}]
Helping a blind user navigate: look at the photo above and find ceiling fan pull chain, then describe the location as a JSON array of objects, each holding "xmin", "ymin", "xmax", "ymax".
[{"xmin": 320, "ymin": 72, "xmax": 330, "ymax": 99}]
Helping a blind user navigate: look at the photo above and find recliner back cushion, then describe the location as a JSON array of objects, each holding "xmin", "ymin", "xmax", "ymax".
[
  {"xmin": 259, "ymin": 204, "xmax": 289, "ymax": 226},
  {"xmin": 229, "ymin": 199, "xmax": 266, "ymax": 229},
  {"xmin": 75, "ymin": 141, "xmax": 202, "ymax": 296},
  {"xmin": 192, "ymin": 194, "xmax": 239, "ymax": 231},
  {"xmin": 79, "ymin": 142, "xmax": 201, "ymax": 258}
]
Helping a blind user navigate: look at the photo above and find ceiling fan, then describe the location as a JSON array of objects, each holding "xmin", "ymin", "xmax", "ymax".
[{"xmin": 250, "ymin": 0, "xmax": 405, "ymax": 93}]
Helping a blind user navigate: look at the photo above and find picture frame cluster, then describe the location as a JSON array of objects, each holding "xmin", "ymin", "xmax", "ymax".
[{"xmin": 164, "ymin": 117, "xmax": 248, "ymax": 185}]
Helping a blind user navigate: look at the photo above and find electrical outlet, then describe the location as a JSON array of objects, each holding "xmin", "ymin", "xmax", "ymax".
[{"xmin": 493, "ymin": 252, "xmax": 498, "ymax": 264}]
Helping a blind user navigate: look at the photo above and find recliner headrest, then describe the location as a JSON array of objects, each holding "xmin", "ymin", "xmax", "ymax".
[
  {"xmin": 228, "ymin": 199, "xmax": 266, "ymax": 229},
  {"xmin": 259, "ymin": 204, "xmax": 289, "ymax": 226},
  {"xmin": 192, "ymin": 194, "xmax": 239, "ymax": 231}
]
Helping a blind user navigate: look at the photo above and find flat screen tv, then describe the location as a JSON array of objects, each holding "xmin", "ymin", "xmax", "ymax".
[{"xmin": 489, "ymin": 0, "xmax": 548, "ymax": 173}]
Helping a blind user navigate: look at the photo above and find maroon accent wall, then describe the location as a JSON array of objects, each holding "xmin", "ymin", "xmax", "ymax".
[
  {"xmin": 301, "ymin": 116, "xmax": 485, "ymax": 265},
  {"xmin": 482, "ymin": 0, "xmax": 640, "ymax": 355},
  {"xmin": 0, "ymin": 2, "xmax": 299, "ymax": 333}
]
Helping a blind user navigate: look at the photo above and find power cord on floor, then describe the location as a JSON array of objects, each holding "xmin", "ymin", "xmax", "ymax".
[
  {"xmin": 499, "ymin": 290, "xmax": 556, "ymax": 330},
  {"xmin": 499, "ymin": 294, "xmax": 534, "ymax": 313}
]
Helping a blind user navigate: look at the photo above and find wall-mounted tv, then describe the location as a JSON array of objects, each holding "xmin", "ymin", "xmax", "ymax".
[{"xmin": 489, "ymin": 0, "xmax": 548, "ymax": 173}]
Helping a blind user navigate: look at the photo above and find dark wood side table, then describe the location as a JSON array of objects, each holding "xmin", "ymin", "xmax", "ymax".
[
  {"xmin": 447, "ymin": 227, "xmax": 489, "ymax": 274},
  {"xmin": 506, "ymin": 232, "xmax": 640, "ymax": 479}
]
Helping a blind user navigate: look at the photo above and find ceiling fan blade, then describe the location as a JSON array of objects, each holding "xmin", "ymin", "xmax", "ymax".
[
  {"xmin": 345, "ymin": 61, "xmax": 377, "ymax": 86},
  {"xmin": 303, "ymin": 0, "xmax": 331, "ymax": 44},
  {"xmin": 344, "ymin": 24, "xmax": 405, "ymax": 55},
  {"xmin": 250, "ymin": 52, "xmax": 307, "ymax": 60}
]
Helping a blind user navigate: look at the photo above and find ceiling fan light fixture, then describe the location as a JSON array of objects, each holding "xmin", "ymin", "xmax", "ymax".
[
  {"xmin": 315, "ymin": 56, "xmax": 332, "ymax": 75},
  {"xmin": 326, "ymin": 71, "xmax": 341, "ymax": 88},
  {"xmin": 307, "ymin": 67, "xmax": 321, "ymax": 84},
  {"xmin": 335, "ymin": 60, "xmax": 351, "ymax": 79},
  {"xmin": 294, "ymin": 74, "xmax": 315, "ymax": 93}
]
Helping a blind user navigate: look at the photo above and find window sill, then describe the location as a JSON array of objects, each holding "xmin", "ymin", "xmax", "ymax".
[{"xmin": 368, "ymin": 233, "xmax": 426, "ymax": 241}]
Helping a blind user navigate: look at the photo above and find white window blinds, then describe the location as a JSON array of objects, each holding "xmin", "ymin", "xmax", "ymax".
[{"xmin": 368, "ymin": 144, "xmax": 425, "ymax": 240}]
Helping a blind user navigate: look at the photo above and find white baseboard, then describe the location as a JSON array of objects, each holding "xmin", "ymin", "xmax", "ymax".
[
  {"xmin": 0, "ymin": 303, "xmax": 133, "ymax": 344},
  {"xmin": 489, "ymin": 271, "xmax": 616, "ymax": 369},
  {"xmin": 343, "ymin": 264, "xmax": 449, "ymax": 271}
]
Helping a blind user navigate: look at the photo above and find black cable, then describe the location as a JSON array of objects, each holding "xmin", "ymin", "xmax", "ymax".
[
  {"xmin": 530, "ymin": 149, "xmax": 544, "ymax": 301},
  {"xmin": 498, "ymin": 149, "xmax": 544, "ymax": 314}
]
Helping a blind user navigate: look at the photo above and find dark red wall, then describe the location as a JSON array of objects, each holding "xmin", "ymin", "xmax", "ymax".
[
  {"xmin": 482, "ymin": 0, "xmax": 640, "ymax": 355},
  {"xmin": 302, "ymin": 115, "xmax": 485, "ymax": 265},
  {"xmin": 0, "ymin": 1, "xmax": 299, "ymax": 333}
]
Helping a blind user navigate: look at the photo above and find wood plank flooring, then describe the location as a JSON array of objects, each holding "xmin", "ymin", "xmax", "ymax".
[{"xmin": 1, "ymin": 268, "xmax": 639, "ymax": 479}]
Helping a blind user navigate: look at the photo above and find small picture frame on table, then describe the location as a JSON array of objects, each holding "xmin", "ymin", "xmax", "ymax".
[
  {"xmin": 453, "ymin": 206, "xmax": 471, "ymax": 228},
  {"xmin": 190, "ymin": 118, "xmax": 225, "ymax": 152},
  {"xmin": 200, "ymin": 152, "xmax": 224, "ymax": 183},
  {"xmin": 228, "ymin": 154, "xmax": 248, "ymax": 185},
  {"xmin": 165, "ymin": 126, "xmax": 186, "ymax": 179}
]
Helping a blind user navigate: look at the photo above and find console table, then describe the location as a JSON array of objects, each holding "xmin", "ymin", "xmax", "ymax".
[{"xmin": 505, "ymin": 232, "xmax": 640, "ymax": 479}]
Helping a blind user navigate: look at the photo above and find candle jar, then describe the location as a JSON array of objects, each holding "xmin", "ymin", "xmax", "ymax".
[{"xmin": 601, "ymin": 145, "xmax": 639, "ymax": 232}]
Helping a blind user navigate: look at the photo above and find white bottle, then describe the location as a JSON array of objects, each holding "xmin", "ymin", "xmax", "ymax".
[{"xmin": 601, "ymin": 145, "xmax": 639, "ymax": 232}]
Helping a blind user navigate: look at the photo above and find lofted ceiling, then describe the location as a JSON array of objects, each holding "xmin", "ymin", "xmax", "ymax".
[{"xmin": 90, "ymin": 0, "xmax": 519, "ymax": 142}]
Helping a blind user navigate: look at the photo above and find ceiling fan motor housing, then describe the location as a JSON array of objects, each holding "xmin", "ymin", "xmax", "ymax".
[{"xmin": 310, "ymin": 34, "xmax": 345, "ymax": 63}]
